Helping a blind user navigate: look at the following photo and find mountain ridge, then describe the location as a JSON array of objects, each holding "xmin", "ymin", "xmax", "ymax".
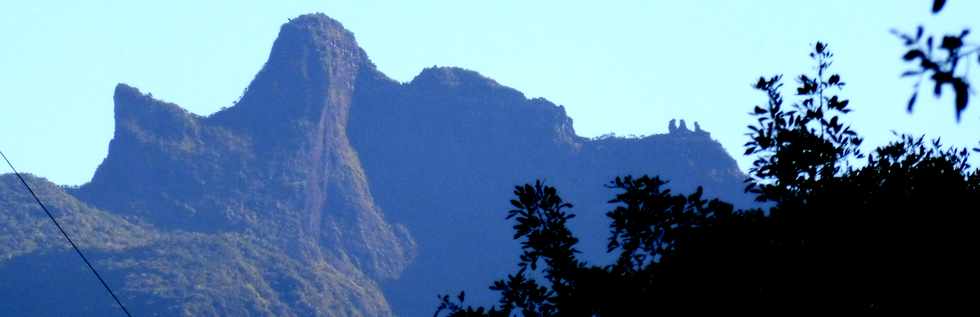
[{"xmin": 1, "ymin": 13, "xmax": 750, "ymax": 316}]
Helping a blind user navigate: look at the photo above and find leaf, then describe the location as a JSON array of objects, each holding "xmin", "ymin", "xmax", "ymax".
[
  {"xmin": 827, "ymin": 96, "xmax": 840, "ymax": 109},
  {"xmin": 815, "ymin": 42, "xmax": 826, "ymax": 54},
  {"xmin": 916, "ymin": 25, "xmax": 924, "ymax": 41},
  {"xmin": 952, "ymin": 79, "xmax": 969, "ymax": 121},
  {"xmin": 941, "ymin": 36, "xmax": 963, "ymax": 51},
  {"xmin": 901, "ymin": 70, "xmax": 922, "ymax": 77},
  {"xmin": 933, "ymin": 0, "xmax": 946, "ymax": 13},
  {"xmin": 903, "ymin": 49, "xmax": 924, "ymax": 61},
  {"xmin": 907, "ymin": 92, "xmax": 918, "ymax": 112}
]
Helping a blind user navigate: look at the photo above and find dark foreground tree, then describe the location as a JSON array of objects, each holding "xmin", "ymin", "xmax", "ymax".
[{"xmin": 435, "ymin": 43, "xmax": 980, "ymax": 316}]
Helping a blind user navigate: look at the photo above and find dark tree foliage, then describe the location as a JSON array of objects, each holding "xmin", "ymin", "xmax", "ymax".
[
  {"xmin": 894, "ymin": 0, "xmax": 979, "ymax": 120},
  {"xmin": 435, "ymin": 178, "xmax": 747, "ymax": 316},
  {"xmin": 745, "ymin": 42, "xmax": 864, "ymax": 204},
  {"xmin": 435, "ymin": 42, "xmax": 980, "ymax": 316}
]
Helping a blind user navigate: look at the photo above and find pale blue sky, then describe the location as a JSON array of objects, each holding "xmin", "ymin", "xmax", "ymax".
[{"xmin": 1, "ymin": 0, "xmax": 978, "ymax": 185}]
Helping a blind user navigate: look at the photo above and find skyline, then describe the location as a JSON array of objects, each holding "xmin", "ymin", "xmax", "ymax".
[{"xmin": 2, "ymin": 0, "xmax": 978, "ymax": 185}]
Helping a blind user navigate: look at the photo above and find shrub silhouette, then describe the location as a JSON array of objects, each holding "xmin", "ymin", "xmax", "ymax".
[{"xmin": 435, "ymin": 42, "xmax": 980, "ymax": 316}]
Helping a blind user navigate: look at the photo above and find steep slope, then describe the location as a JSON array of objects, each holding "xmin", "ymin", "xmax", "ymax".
[
  {"xmin": 77, "ymin": 14, "xmax": 415, "ymax": 281},
  {"xmin": 1, "ymin": 13, "xmax": 750, "ymax": 316}
]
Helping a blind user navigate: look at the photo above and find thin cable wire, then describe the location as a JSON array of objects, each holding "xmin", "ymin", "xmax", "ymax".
[{"xmin": 0, "ymin": 149, "xmax": 134, "ymax": 317}]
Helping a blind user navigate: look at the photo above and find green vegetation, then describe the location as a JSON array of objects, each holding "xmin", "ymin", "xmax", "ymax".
[
  {"xmin": 0, "ymin": 174, "xmax": 154, "ymax": 262},
  {"xmin": 0, "ymin": 174, "xmax": 391, "ymax": 316}
]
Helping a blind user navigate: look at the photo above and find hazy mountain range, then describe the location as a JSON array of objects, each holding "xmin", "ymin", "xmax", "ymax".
[{"xmin": 0, "ymin": 14, "xmax": 750, "ymax": 316}]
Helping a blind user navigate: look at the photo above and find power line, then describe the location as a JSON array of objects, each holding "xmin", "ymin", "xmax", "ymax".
[{"xmin": 0, "ymin": 149, "xmax": 134, "ymax": 317}]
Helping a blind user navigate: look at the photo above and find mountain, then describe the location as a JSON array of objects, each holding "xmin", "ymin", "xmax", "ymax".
[{"xmin": 0, "ymin": 13, "xmax": 750, "ymax": 316}]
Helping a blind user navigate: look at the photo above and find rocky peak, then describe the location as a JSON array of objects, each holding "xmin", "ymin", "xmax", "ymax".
[
  {"xmin": 409, "ymin": 66, "xmax": 502, "ymax": 89},
  {"xmin": 113, "ymin": 83, "xmax": 190, "ymax": 123},
  {"xmin": 84, "ymin": 13, "xmax": 415, "ymax": 283},
  {"xmin": 111, "ymin": 83, "xmax": 198, "ymax": 143},
  {"xmin": 211, "ymin": 13, "xmax": 372, "ymax": 136},
  {"xmin": 270, "ymin": 13, "xmax": 366, "ymax": 69},
  {"xmin": 668, "ymin": 118, "xmax": 710, "ymax": 137}
]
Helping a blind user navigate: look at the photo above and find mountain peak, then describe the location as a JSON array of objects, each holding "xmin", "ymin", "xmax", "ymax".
[
  {"xmin": 113, "ymin": 82, "xmax": 141, "ymax": 98},
  {"xmin": 279, "ymin": 13, "xmax": 355, "ymax": 44},
  {"xmin": 212, "ymin": 13, "xmax": 373, "ymax": 132},
  {"xmin": 286, "ymin": 13, "xmax": 345, "ymax": 27},
  {"xmin": 111, "ymin": 82, "xmax": 196, "ymax": 140},
  {"xmin": 272, "ymin": 13, "xmax": 362, "ymax": 60},
  {"xmin": 409, "ymin": 66, "xmax": 504, "ymax": 90}
]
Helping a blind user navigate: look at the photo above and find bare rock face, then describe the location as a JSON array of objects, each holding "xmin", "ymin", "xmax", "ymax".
[{"xmin": 0, "ymin": 13, "xmax": 749, "ymax": 316}]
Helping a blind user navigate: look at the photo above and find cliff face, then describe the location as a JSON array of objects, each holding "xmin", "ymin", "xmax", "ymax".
[
  {"xmin": 0, "ymin": 13, "xmax": 749, "ymax": 316},
  {"xmin": 80, "ymin": 14, "xmax": 415, "ymax": 279},
  {"xmin": 70, "ymin": 14, "xmax": 415, "ymax": 316}
]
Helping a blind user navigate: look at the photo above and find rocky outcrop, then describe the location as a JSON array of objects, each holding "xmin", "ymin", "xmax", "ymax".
[{"xmin": 68, "ymin": 14, "xmax": 415, "ymax": 316}]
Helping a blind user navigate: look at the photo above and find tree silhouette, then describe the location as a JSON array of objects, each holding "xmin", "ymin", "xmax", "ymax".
[
  {"xmin": 744, "ymin": 41, "xmax": 864, "ymax": 204},
  {"xmin": 435, "ymin": 42, "xmax": 980, "ymax": 316},
  {"xmin": 894, "ymin": 0, "xmax": 979, "ymax": 120}
]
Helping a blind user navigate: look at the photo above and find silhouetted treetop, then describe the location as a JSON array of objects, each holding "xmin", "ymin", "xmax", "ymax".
[{"xmin": 436, "ymin": 41, "xmax": 980, "ymax": 316}]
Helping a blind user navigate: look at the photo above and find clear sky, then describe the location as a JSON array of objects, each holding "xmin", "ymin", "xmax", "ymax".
[{"xmin": 1, "ymin": 0, "xmax": 978, "ymax": 185}]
